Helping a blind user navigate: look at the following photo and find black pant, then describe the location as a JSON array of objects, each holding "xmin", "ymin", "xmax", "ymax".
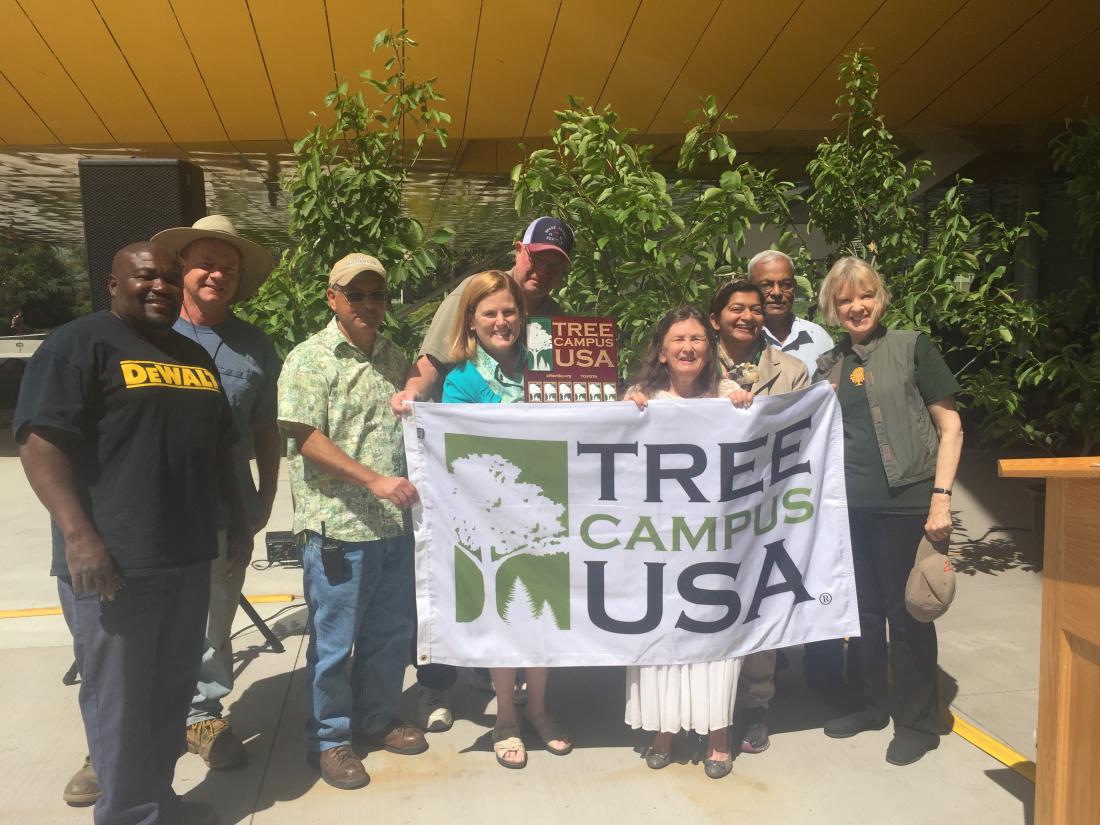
[
  {"xmin": 847, "ymin": 510, "xmax": 941, "ymax": 743},
  {"xmin": 415, "ymin": 662, "xmax": 457, "ymax": 690}
]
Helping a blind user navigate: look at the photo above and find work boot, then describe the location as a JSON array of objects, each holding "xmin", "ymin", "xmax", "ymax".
[
  {"xmin": 310, "ymin": 745, "xmax": 369, "ymax": 790},
  {"xmin": 62, "ymin": 755, "xmax": 100, "ymax": 806},
  {"xmin": 187, "ymin": 718, "xmax": 247, "ymax": 769}
]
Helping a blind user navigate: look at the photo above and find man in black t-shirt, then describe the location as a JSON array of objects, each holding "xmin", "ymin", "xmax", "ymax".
[{"xmin": 14, "ymin": 242, "xmax": 249, "ymax": 825}]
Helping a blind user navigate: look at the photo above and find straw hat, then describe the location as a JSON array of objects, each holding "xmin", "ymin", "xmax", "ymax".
[{"xmin": 152, "ymin": 215, "xmax": 275, "ymax": 303}]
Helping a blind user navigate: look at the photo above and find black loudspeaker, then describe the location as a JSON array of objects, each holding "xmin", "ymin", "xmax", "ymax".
[{"xmin": 78, "ymin": 159, "xmax": 207, "ymax": 311}]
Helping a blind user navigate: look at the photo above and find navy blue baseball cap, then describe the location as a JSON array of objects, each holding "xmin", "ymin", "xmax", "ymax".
[{"xmin": 521, "ymin": 216, "xmax": 574, "ymax": 263}]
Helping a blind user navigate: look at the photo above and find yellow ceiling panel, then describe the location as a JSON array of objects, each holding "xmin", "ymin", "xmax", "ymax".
[
  {"xmin": 169, "ymin": 0, "xmax": 287, "ymax": 142},
  {"xmin": 877, "ymin": 0, "xmax": 1048, "ymax": 126},
  {"xmin": 0, "ymin": 0, "xmax": 110, "ymax": 143},
  {"xmin": 463, "ymin": 0, "xmax": 558, "ymax": 139},
  {"xmin": 326, "ymin": 0, "xmax": 402, "ymax": 91},
  {"xmin": 92, "ymin": 0, "xmax": 225, "ymax": 144},
  {"xmin": 403, "ymin": 0, "xmax": 481, "ymax": 140},
  {"xmin": 19, "ymin": 0, "xmax": 168, "ymax": 143},
  {"xmin": 919, "ymin": 4, "xmax": 1100, "ymax": 125},
  {"xmin": 598, "ymin": 0, "xmax": 721, "ymax": 131},
  {"xmin": 524, "ymin": 0, "xmax": 639, "ymax": 136},
  {"xmin": 724, "ymin": 0, "xmax": 883, "ymax": 132},
  {"xmin": 982, "ymin": 25, "xmax": 1100, "ymax": 122},
  {"xmin": 249, "ymin": 0, "xmax": 337, "ymax": 139},
  {"xmin": 647, "ymin": 0, "xmax": 801, "ymax": 135},
  {"xmin": 0, "ymin": 71, "xmax": 55, "ymax": 144},
  {"xmin": 774, "ymin": 0, "xmax": 964, "ymax": 132}
]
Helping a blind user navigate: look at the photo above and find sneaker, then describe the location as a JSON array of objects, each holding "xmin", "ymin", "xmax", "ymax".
[
  {"xmin": 885, "ymin": 733, "xmax": 939, "ymax": 766},
  {"xmin": 824, "ymin": 709, "xmax": 889, "ymax": 739},
  {"xmin": 418, "ymin": 686, "xmax": 454, "ymax": 732},
  {"xmin": 187, "ymin": 719, "xmax": 247, "ymax": 769},
  {"xmin": 62, "ymin": 755, "xmax": 100, "ymax": 806}
]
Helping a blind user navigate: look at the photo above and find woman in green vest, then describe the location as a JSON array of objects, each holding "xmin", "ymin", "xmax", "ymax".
[{"xmin": 815, "ymin": 256, "xmax": 963, "ymax": 766}]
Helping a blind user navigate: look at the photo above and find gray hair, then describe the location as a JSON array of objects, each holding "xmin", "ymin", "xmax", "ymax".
[{"xmin": 747, "ymin": 249, "xmax": 796, "ymax": 279}]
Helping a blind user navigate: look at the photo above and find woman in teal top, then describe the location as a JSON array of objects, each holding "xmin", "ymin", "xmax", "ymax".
[{"xmin": 441, "ymin": 270, "xmax": 572, "ymax": 770}]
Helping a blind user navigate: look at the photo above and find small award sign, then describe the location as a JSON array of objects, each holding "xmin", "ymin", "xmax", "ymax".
[{"xmin": 525, "ymin": 316, "xmax": 618, "ymax": 402}]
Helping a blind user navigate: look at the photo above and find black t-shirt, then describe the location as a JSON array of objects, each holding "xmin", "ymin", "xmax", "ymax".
[{"xmin": 13, "ymin": 312, "xmax": 236, "ymax": 575}]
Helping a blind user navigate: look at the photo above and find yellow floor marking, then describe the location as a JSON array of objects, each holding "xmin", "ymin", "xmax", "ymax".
[{"xmin": 951, "ymin": 712, "xmax": 1036, "ymax": 782}]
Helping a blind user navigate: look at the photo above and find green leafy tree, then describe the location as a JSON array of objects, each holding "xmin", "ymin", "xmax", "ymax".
[
  {"xmin": 237, "ymin": 29, "xmax": 453, "ymax": 358},
  {"xmin": 792, "ymin": 51, "xmax": 1071, "ymax": 451},
  {"xmin": 512, "ymin": 96, "xmax": 781, "ymax": 375},
  {"xmin": 0, "ymin": 238, "xmax": 88, "ymax": 330}
]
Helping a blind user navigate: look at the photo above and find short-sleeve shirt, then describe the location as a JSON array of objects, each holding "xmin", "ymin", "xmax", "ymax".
[
  {"xmin": 418, "ymin": 272, "xmax": 563, "ymax": 370},
  {"xmin": 763, "ymin": 316, "xmax": 834, "ymax": 377},
  {"xmin": 278, "ymin": 318, "xmax": 410, "ymax": 542},
  {"xmin": 173, "ymin": 314, "xmax": 281, "ymax": 528},
  {"xmin": 838, "ymin": 333, "xmax": 961, "ymax": 514},
  {"xmin": 13, "ymin": 311, "xmax": 236, "ymax": 575}
]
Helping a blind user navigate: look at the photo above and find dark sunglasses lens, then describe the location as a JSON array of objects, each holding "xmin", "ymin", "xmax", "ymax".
[{"xmin": 343, "ymin": 291, "xmax": 365, "ymax": 303}]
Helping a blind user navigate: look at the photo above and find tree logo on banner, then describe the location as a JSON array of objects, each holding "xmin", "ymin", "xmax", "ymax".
[{"xmin": 444, "ymin": 434, "xmax": 570, "ymax": 628}]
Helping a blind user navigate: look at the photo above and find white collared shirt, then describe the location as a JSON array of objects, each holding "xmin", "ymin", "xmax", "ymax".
[{"xmin": 762, "ymin": 316, "xmax": 834, "ymax": 376}]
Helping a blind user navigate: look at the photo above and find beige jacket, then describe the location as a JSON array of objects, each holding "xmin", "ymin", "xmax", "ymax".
[{"xmin": 720, "ymin": 344, "xmax": 810, "ymax": 396}]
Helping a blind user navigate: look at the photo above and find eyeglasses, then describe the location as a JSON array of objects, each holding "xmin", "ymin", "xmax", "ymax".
[{"xmin": 337, "ymin": 288, "xmax": 388, "ymax": 304}]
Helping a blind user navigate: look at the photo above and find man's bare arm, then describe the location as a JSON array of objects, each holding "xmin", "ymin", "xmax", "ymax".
[
  {"xmin": 389, "ymin": 355, "xmax": 441, "ymax": 416},
  {"xmin": 19, "ymin": 428, "xmax": 119, "ymax": 598},
  {"xmin": 285, "ymin": 422, "xmax": 418, "ymax": 509},
  {"xmin": 251, "ymin": 418, "xmax": 281, "ymax": 533}
]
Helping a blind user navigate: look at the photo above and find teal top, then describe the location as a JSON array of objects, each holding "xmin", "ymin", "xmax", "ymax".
[{"xmin": 441, "ymin": 345, "xmax": 525, "ymax": 404}]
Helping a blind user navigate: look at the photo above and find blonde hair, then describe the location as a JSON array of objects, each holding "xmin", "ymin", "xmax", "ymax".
[
  {"xmin": 818, "ymin": 256, "xmax": 891, "ymax": 328},
  {"xmin": 448, "ymin": 270, "xmax": 527, "ymax": 363}
]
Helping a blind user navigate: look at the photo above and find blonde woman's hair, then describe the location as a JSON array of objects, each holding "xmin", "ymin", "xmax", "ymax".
[
  {"xmin": 448, "ymin": 270, "xmax": 527, "ymax": 363},
  {"xmin": 818, "ymin": 256, "xmax": 891, "ymax": 328}
]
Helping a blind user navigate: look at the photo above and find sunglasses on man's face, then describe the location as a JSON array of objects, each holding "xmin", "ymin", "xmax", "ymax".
[{"xmin": 338, "ymin": 288, "xmax": 388, "ymax": 304}]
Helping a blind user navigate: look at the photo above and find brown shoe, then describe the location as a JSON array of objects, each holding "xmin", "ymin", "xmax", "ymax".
[
  {"xmin": 187, "ymin": 719, "xmax": 247, "ymax": 770},
  {"xmin": 357, "ymin": 721, "xmax": 428, "ymax": 755},
  {"xmin": 311, "ymin": 745, "xmax": 369, "ymax": 790},
  {"xmin": 62, "ymin": 755, "xmax": 100, "ymax": 806}
]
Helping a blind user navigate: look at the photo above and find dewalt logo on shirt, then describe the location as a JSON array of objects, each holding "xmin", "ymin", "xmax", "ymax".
[{"xmin": 120, "ymin": 360, "xmax": 221, "ymax": 392}]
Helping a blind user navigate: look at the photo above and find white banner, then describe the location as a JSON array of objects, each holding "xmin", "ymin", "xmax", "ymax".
[{"xmin": 403, "ymin": 382, "xmax": 859, "ymax": 667}]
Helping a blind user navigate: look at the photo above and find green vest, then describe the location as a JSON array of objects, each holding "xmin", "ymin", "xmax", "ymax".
[{"xmin": 816, "ymin": 328, "xmax": 939, "ymax": 487}]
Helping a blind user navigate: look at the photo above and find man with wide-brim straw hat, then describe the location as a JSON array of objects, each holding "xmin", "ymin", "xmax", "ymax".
[{"xmin": 61, "ymin": 216, "xmax": 283, "ymax": 804}]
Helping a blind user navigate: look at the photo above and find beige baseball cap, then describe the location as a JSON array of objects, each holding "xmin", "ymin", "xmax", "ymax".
[
  {"xmin": 904, "ymin": 537, "xmax": 956, "ymax": 623},
  {"xmin": 328, "ymin": 253, "xmax": 387, "ymax": 288}
]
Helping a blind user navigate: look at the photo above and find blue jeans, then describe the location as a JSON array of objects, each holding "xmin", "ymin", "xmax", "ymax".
[
  {"xmin": 301, "ymin": 532, "xmax": 415, "ymax": 752},
  {"xmin": 59, "ymin": 563, "xmax": 211, "ymax": 825},
  {"xmin": 188, "ymin": 531, "xmax": 247, "ymax": 725}
]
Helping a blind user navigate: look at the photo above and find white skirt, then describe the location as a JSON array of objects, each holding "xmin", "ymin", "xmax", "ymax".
[{"xmin": 624, "ymin": 658, "xmax": 742, "ymax": 735}]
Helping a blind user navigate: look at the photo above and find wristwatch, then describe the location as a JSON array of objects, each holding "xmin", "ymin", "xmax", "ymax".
[{"xmin": 931, "ymin": 487, "xmax": 952, "ymax": 496}]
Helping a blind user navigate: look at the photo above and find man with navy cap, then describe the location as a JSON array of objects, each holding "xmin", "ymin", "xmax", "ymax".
[{"xmin": 388, "ymin": 216, "xmax": 574, "ymax": 730}]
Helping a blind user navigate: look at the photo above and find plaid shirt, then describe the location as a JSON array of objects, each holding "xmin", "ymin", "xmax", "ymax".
[{"xmin": 278, "ymin": 317, "xmax": 409, "ymax": 542}]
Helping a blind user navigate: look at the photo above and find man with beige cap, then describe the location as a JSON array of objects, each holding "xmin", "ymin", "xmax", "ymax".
[{"xmin": 278, "ymin": 253, "xmax": 425, "ymax": 790}]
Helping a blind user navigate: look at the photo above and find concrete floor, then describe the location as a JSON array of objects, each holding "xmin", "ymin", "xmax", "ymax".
[{"xmin": 0, "ymin": 448, "xmax": 1041, "ymax": 824}]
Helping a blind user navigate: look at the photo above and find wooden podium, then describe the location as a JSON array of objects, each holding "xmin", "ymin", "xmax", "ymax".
[{"xmin": 998, "ymin": 457, "xmax": 1100, "ymax": 825}]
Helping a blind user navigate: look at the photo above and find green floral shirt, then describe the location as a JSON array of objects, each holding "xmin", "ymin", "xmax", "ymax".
[{"xmin": 278, "ymin": 317, "xmax": 410, "ymax": 542}]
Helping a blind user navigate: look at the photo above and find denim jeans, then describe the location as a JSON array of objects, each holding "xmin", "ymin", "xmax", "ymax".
[
  {"xmin": 188, "ymin": 531, "xmax": 247, "ymax": 725},
  {"xmin": 301, "ymin": 532, "xmax": 415, "ymax": 752},
  {"xmin": 59, "ymin": 563, "xmax": 211, "ymax": 825}
]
